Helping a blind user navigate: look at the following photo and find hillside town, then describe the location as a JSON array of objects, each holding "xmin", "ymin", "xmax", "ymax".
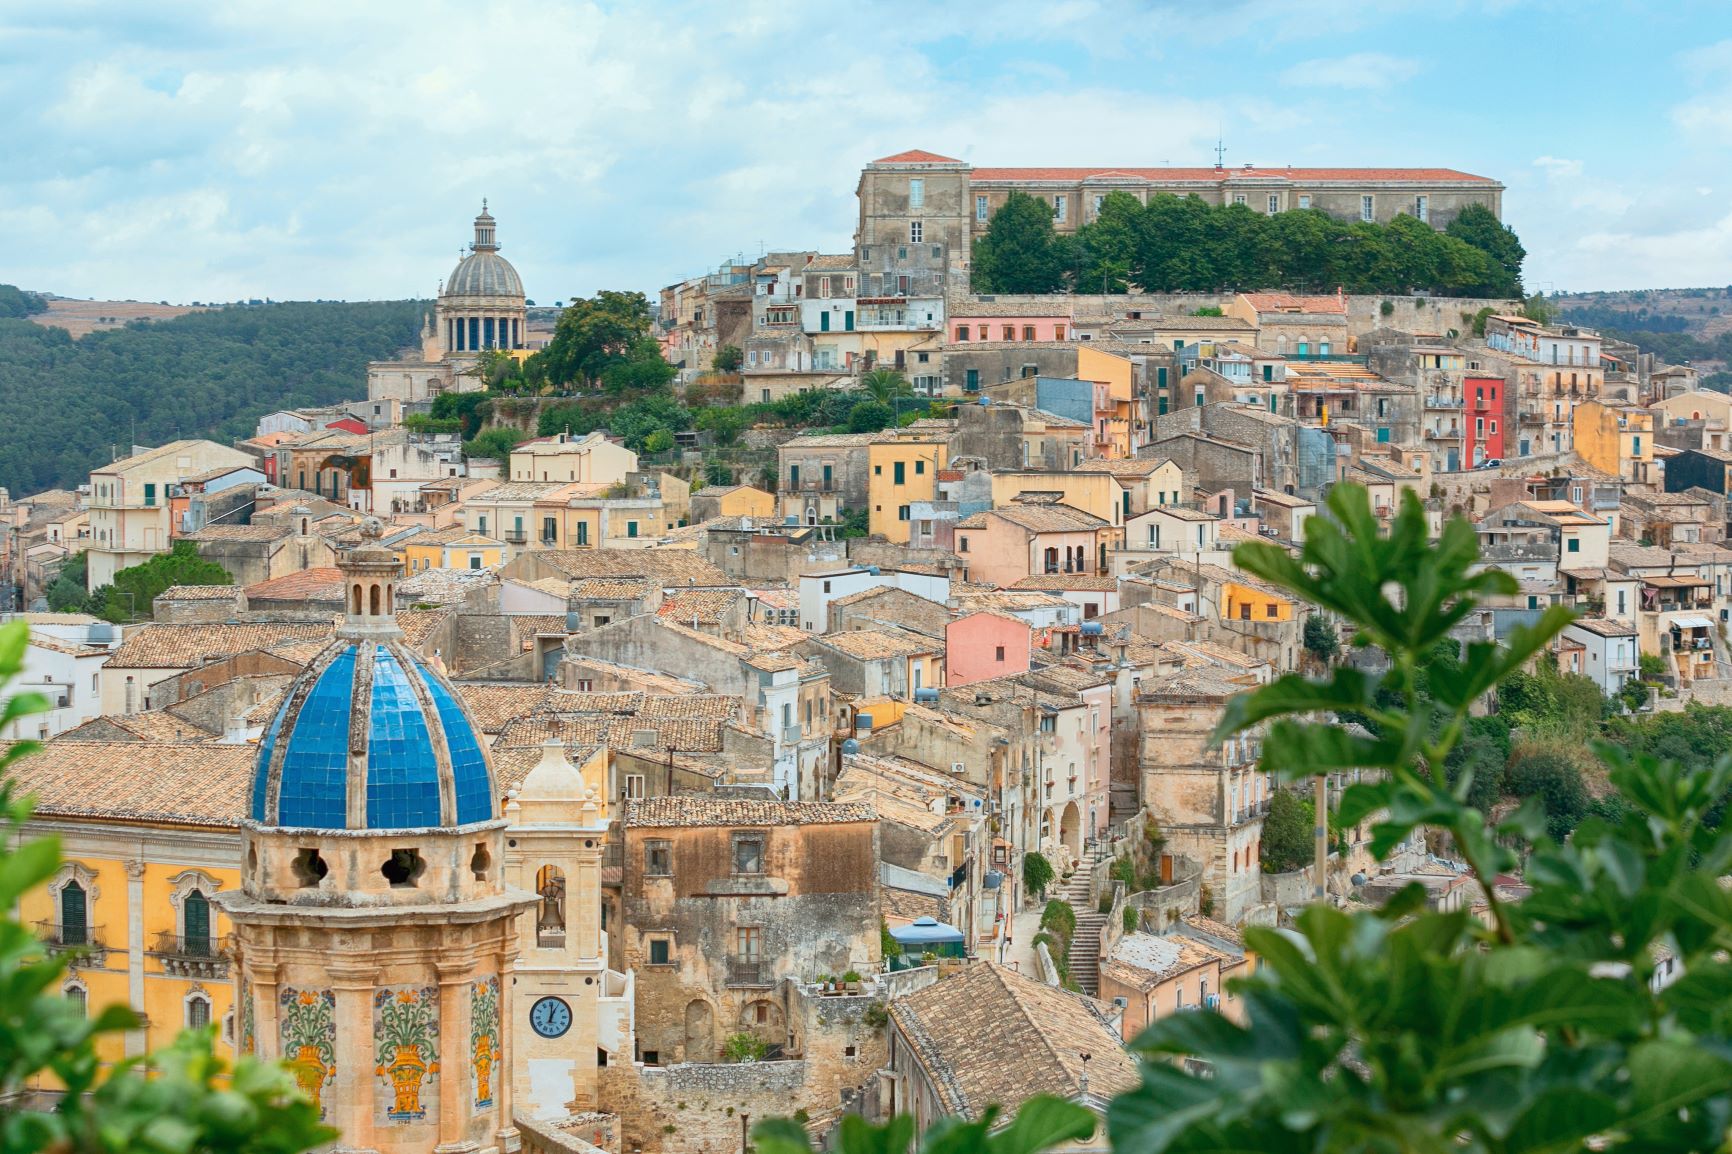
[{"xmin": 1, "ymin": 148, "xmax": 1724, "ymax": 1153}]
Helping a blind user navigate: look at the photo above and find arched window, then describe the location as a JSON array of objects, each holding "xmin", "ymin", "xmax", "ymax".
[
  {"xmin": 186, "ymin": 993, "xmax": 211, "ymax": 1030},
  {"xmin": 352, "ymin": 584, "xmax": 363, "ymax": 615},
  {"xmin": 60, "ymin": 881, "xmax": 87, "ymax": 946},
  {"xmin": 369, "ymin": 584, "xmax": 381, "ymax": 616},
  {"xmin": 65, "ymin": 982, "xmax": 87, "ymax": 1018},
  {"xmin": 182, "ymin": 890, "xmax": 212, "ymax": 956}
]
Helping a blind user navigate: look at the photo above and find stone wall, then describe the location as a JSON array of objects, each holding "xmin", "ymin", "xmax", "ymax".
[
  {"xmin": 452, "ymin": 613, "xmax": 518, "ymax": 674},
  {"xmin": 600, "ymin": 1060, "xmax": 817, "ymax": 1154}
]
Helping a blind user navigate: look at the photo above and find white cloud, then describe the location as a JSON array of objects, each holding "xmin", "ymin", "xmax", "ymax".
[{"xmin": 1278, "ymin": 52, "xmax": 1421, "ymax": 90}]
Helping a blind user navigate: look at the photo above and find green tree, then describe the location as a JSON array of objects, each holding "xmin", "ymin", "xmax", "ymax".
[
  {"xmin": 972, "ymin": 191, "xmax": 1067, "ymax": 294},
  {"xmin": 1259, "ymin": 789, "xmax": 1315, "ymax": 874},
  {"xmin": 694, "ymin": 406, "xmax": 749, "ymax": 446},
  {"xmin": 430, "ymin": 391, "xmax": 494, "ymax": 439},
  {"xmin": 713, "ymin": 344, "xmax": 744, "ymax": 373},
  {"xmin": 462, "ymin": 426, "xmax": 526, "ymax": 461},
  {"xmin": 642, "ymin": 429, "xmax": 673, "ymax": 454},
  {"xmin": 0, "ymin": 284, "xmax": 47, "ymax": 318},
  {"xmin": 0, "ymin": 619, "xmax": 335, "ymax": 1154},
  {"xmin": 1504, "ymin": 744, "xmax": 1592, "ymax": 842},
  {"xmin": 45, "ymin": 552, "xmax": 90, "ymax": 613},
  {"xmin": 97, "ymin": 541, "xmax": 232, "ymax": 623},
  {"xmin": 1447, "ymin": 203, "xmax": 1526, "ymax": 297},
  {"xmin": 598, "ymin": 337, "xmax": 677, "ymax": 397},
  {"xmin": 1301, "ymin": 613, "xmax": 1338, "ymax": 663},
  {"xmin": 720, "ymin": 1032, "xmax": 767, "ymax": 1063},
  {"xmin": 538, "ymin": 290, "xmax": 658, "ymax": 388},
  {"xmin": 861, "ymin": 368, "xmax": 913, "ymax": 406},
  {"xmin": 847, "ymin": 400, "xmax": 895, "ymax": 434},
  {"xmin": 1073, "ymin": 191, "xmax": 1143, "ymax": 293}
]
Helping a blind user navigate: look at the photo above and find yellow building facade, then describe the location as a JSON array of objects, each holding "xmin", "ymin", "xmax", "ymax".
[
  {"xmin": 868, "ymin": 436, "xmax": 949, "ymax": 543},
  {"xmin": 1076, "ymin": 345, "xmax": 1137, "ymax": 459},
  {"xmin": 403, "ymin": 531, "xmax": 507, "ymax": 572},
  {"xmin": 1571, "ymin": 400, "xmax": 1655, "ymax": 485},
  {"xmin": 1221, "ymin": 579, "xmax": 1294, "ymax": 623},
  {"xmin": 989, "ymin": 471, "xmax": 1124, "ymax": 537},
  {"xmin": 10, "ymin": 740, "xmax": 251, "ymax": 1070}
]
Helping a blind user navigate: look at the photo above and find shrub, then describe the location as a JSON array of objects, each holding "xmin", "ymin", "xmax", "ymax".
[
  {"xmin": 1022, "ymin": 851, "xmax": 1055, "ymax": 897},
  {"xmin": 721, "ymin": 1032, "xmax": 768, "ymax": 1063},
  {"xmin": 1122, "ymin": 905, "xmax": 1139, "ymax": 934},
  {"xmin": 1260, "ymin": 789, "xmax": 1315, "ymax": 874},
  {"xmin": 1040, "ymin": 898, "xmax": 1076, "ymax": 943},
  {"xmin": 841, "ymin": 970, "xmax": 862, "ymax": 984}
]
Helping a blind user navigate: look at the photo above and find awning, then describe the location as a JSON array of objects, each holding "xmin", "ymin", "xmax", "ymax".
[{"xmin": 1670, "ymin": 615, "xmax": 1714, "ymax": 629}]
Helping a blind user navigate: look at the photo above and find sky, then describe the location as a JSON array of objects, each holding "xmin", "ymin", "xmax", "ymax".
[{"xmin": 4, "ymin": 0, "xmax": 1731, "ymax": 304}]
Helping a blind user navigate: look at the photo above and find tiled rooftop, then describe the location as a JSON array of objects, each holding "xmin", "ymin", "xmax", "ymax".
[
  {"xmin": 5, "ymin": 740, "xmax": 253, "ymax": 827},
  {"xmin": 108, "ymin": 622, "xmax": 333, "ymax": 669},
  {"xmin": 624, "ymin": 796, "xmax": 876, "ymax": 827}
]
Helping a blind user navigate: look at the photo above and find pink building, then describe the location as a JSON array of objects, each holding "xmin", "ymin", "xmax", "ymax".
[
  {"xmin": 950, "ymin": 313, "xmax": 1072, "ymax": 344},
  {"xmin": 955, "ymin": 503, "xmax": 1113, "ymax": 588},
  {"xmin": 946, "ymin": 611, "xmax": 1032, "ymax": 686}
]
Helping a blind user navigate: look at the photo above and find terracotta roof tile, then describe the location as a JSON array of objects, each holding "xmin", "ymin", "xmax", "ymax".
[
  {"xmin": 395, "ymin": 607, "xmax": 454, "ymax": 646},
  {"xmin": 657, "ymin": 588, "xmax": 744, "ymax": 625},
  {"xmin": 624, "ymin": 796, "xmax": 876, "ymax": 827},
  {"xmin": 874, "ymin": 149, "xmax": 964, "ymax": 164},
  {"xmin": 243, "ymin": 567, "xmax": 346, "ymax": 602},
  {"xmin": 816, "ymin": 627, "xmax": 938, "ymax": 660},
  {"xmin": 108, "ymin": 622, "xmax": 332, "ymax": 669},
  {"xmin": 5, "ymin": 740, "xmax": 253, "ymax": 827},
  {"xmin": 970, "ymin": 166, "xmax": 1495, "ymax": 185},
  {"xmin": 453, "ymin": 682, "xmax": 557, "ymax": 732},
  {"xmin": 156, "ymin": 584, "xmax": 240, "ymax": 601},
  {"xmin": 888, "ymin": 962, "xmax": 1137, "ymax": 1116}
]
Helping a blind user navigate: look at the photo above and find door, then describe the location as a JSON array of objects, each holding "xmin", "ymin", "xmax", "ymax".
[
  {"xmin": 844, "ymin": 311, "xmax": 855, "ymax": 332},
  {"xmin": 820, "ymin": 312, "xmax": 830, "ymax": 332}
]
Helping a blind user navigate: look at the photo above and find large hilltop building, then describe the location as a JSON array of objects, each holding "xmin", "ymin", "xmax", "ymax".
[
  {"xmin": 368, "ymin": 204, "xmax": 530, "ymax": 407},
  {"xmin": 855, "ymin": 149, "xmax": 1506, "ymax": 293}
]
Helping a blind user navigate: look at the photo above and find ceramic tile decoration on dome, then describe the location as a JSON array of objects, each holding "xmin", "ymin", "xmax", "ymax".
[{"xmin": 213, "ymin": 523, "xmax": 626, "ymax": 1150}]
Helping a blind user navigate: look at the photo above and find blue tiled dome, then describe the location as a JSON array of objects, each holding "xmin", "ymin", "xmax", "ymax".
[{"xmin": 251, "ymin": 640, "xmax": 497, "ymax": 830}]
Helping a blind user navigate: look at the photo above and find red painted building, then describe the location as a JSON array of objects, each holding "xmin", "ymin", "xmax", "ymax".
[{"xmin": 1466, "ymin": 376, "xmax": 1504, "ymax": 466}]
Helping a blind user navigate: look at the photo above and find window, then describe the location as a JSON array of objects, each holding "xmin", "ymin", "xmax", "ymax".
[
  {"xmin": 898, "ymin": 505, "xmax": 910, "ymax": 522},
  {"xmin": 1568, "ymin": 538, "xmax": 1581, "ymax": 553},
  {"xmin": 186, "ymin": 994, "xmax": 211, "ymax": 1030},
  {"xmin": 576, "ymin": 521, "xmax": 589, "ymax": 546},
  {"xmin": 995, "ymin": 645, "xmax": 1005, "ymax": 662},
  {"xmin": 909, "ymin": 178, "xmax": 924, "ymax": 208},
  {"xmin": 627, "ymin": 521, "xmax": 639, "ymax": 539},
  {"xmin": 469, "ymin": 554, "xmax": 482, "ymax": 569},
  {"xmin": 957, "ymin": 325, "xmax": 970, "ymax": 341},
  {"xmin": 737, "ymin": 926, "xmax": 762, "ymax": 960},
  {"xmin": 1361, "ymin": 195, "xmax": 1375, "ymax": 222},
  {"xmin": 1002, "ymin": 325, "xmax": 1014, "ymax": 341},
  {"xmin": 733, "ymin": 835, "xmax": 765, "ymax": 875},
  {"xmin": 1266, "ymin": 604, "xmax": 1278, "ymax": 619},
  {"xmin": 1022, "ymin": 326, "xmax": 1036, "ymax": 341},
  {"xmin": 1268, "ymin": 194, "xmax": 1280, "ymax": 214},
  {"xmin": 648, "ymin": 939, "xmax": 671, "ymax": 966},
  {"xmin": 1055, "ymin": 324, "xmax": 1066, "ymax": 340},
  {"xmin": 1298, "ymin": 194, "xmax": 1311, "ymax": 209},
  {"xmin": 183, "ymin": 889, "xmax": 212, "ymax": 955},
  {"xmin": 60, "ymin": 880, "xmax": 87, "ymax": 946},
  {"xmin": 644, "ymin": 840, "xmax": 671, "ymax": 876},
  {"xmin": 1233, "ymin": 193, "xmax": 1246, "ymax": 205},
  {"xmin": 958, "ymin": 536, "xmax": 969, "ymax": 553},
  {"xmin": 623, "ymin": 774, "xmax": 645, "ymax": 800},
  {"xmin": 1415, "ymin": 195, "xmax": 1428, "ymax": 222},
  {"xmin": 915, "ymin": 460, "xmax": 925, "ymax": 475},
  {"xmin": 909, "ymin": 220, "xmax": 923, "ymax": 244},
  {"xmin": 1053, "ymin": 195, "xmax": 1066, "ymax": 221},
  {"xmin": 976, "ymin": 194, "xmax": 989, "ymax": 221},
  {"xmin": 894, "ymin": 461, "xmax": 905, "ymax": 484},
  {"xmin": 65, "ymin": 983, "xmax": 87, "ymax": 1018},
  {"xmin": 143, "ymin": 483, "xmax": 156, "ymax": 507}
]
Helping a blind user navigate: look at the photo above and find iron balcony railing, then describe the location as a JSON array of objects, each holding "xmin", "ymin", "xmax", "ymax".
[{"xmin": 728, "ymin": 957, "xmax": 771, "ymax": 986}]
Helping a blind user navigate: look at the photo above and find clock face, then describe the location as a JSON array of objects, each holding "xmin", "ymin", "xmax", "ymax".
[{"xmin": 530, "ymin": 996, "xmax": 572, "ymax": 1039}]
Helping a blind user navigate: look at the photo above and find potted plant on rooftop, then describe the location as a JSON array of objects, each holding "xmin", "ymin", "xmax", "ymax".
[{"xmin": 842, "ymin": 970, "xmax": 862, "ymax": 994}]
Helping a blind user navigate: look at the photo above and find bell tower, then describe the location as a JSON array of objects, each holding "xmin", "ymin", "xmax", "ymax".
[{"xmin": 503, "ymin": 741, "xmax": 619, "ymax": 1118}]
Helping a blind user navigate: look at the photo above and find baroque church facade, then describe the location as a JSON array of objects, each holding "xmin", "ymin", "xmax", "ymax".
[
  {"xmin": 219, "ymin": 523, "xmax": 628, "ymax": 1154},
  {"xmin": 366, "ymin": 204, "xmax": 530, "ymax": 407}
]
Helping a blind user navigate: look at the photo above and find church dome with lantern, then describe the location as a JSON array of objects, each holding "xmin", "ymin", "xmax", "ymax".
[
  {"xmin": 436, "ymin": 201, "xmax": 527, "ymax": 354},
  {"xmin": 249, "ymin": 519, "xmax": 497, "ymax": 831}
]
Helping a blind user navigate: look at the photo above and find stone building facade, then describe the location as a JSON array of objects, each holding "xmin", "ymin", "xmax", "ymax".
[{"xmin": 617, "ymin": 797, "xmax": 880, "ymax": 1066}]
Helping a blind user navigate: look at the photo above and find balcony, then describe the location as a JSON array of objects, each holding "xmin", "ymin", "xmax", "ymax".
[
  {"xmin": 1424, "ymin": 429, "xmax": 1463, "ymax": 441},
  {"xmin": 781, "ymin": 724, "xmax": 803, "ymax": 745},
  {"xmin": 1424, "ymin": 396, "xmax": 1464, "ymax": 409},
  {"xmin": 503, "ymin": 530, "xmax": 528, "ymax": 544},
  {"xmin": 149, "ymin": 932, "xmax": 232, "ymax": 979},
  {"xmin": 36, "ymin": 921, "xmax": 107, "ymax": 967},
  {"xmin": 727, "ymin": 957, "xmax": 772, "ymax": 986}
]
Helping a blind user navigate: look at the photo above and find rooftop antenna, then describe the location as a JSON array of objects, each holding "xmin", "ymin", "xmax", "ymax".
[{"xmin": 1214, "ymin": 133, "xmax": 1226, "ymax": 169}]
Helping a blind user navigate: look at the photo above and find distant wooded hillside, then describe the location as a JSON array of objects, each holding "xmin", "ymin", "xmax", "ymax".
[{"xmin": 0, "ymin": 299, "xmax": 426, "ymax": 494}]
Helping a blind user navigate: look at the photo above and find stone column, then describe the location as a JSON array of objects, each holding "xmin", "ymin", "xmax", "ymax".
[
  {"xmin": 328, "ymin": 963, "xmax": 380, "ymax": 1154},
  {"xmin": 126, "ymin": 859, "xmax": 146, "ymax": 1058},
  {"xmin": 250, "ymin": 960, "xmax": 282, "ymax": 1060},
  {"xmin": 493, "ymin": 945, "xmax": 521, "ymax": 1154},
  {"xmin": 435, "ymin": 958, "xmax": 479, "ymax": 1154}
]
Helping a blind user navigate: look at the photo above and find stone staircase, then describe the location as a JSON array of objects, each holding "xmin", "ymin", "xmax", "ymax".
[{"xmin": 1059, "ymin": 846, "xmax": 1110, "ymax": 995}]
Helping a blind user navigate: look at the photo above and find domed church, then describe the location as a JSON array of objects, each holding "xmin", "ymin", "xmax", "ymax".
[
  {"xmin": 219, "ymin": 523, "xmax": 626, "ymax": 1154},
  {"xmin": 437, "ymin": 203, "xmax": 527, "ymax": 356},
  {"xmin": 366, "ymin": 202, "xmax": 530, "ymax": 407}
]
